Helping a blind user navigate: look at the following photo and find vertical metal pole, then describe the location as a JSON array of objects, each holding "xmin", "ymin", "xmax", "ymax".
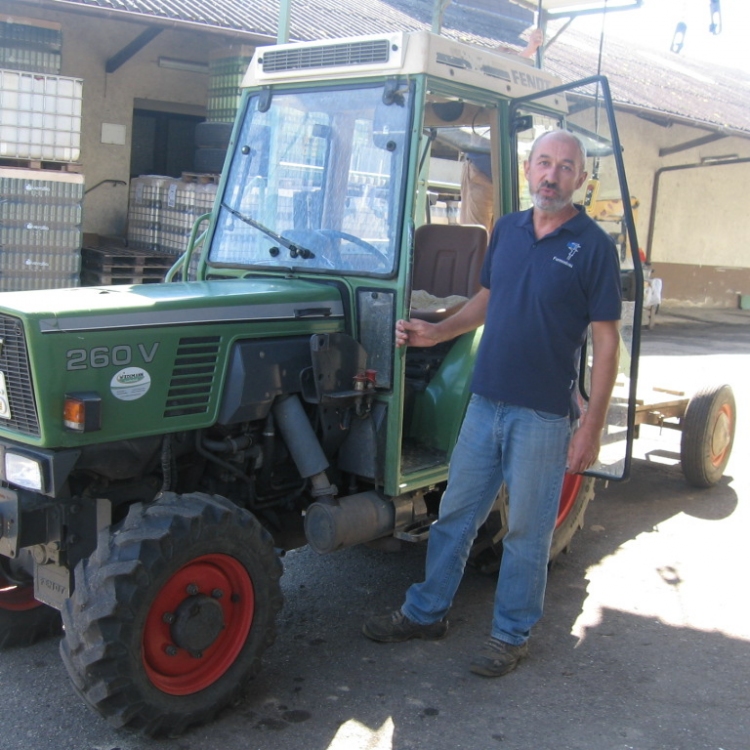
[
  {"xmin": 278, "ymin": 0, "xmax": 291, "ymax": 43},
  {"xmin": 431, "ymin": 0, "xmax": 452, "ymax": 34},
  {"xmin": 535, "ymin": 0, "xmax": 545, "ymax": 68}
]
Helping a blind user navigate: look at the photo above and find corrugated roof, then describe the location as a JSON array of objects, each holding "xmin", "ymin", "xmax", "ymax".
[
  {"xmin": 543, "ymin": 28, "xmax": 750, "ymax": 136},
  {"xmin": 48, "ymin": 0, "xmax": 750, "ymax": 136}
]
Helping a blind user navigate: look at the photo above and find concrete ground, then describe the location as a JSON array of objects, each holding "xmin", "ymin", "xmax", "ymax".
[{"xmin": 0, "ymin": 307, "xmax": 748, "ymax": 750}]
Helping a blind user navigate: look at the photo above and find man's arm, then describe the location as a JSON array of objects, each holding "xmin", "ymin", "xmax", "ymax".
[
  {"xmin": 395, "ymin": 287, "xmax": 490, "ymax": 348},
  {"xmin": 567, "ymin": 319, "xmax": 620, "ymax": 473}
]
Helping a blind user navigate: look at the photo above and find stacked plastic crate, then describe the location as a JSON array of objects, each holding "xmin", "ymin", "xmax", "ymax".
[
  {"xmin": 127, "ymin": 175, "xmax": 217, "ymax": 257},
  {"xmin": 0, "ymin": 16, "xmax": 84, "ymax": 292},
  {"xmin": 0, "ymin": 168, "xmax": 83, "ymax": 290},
  {"xmin": 0, "ymin": 14, "xmax": 62, "ymax": 74},
  {"xmin": 206, "ymin": 45, "xmax": 254, "ymax": 123}
]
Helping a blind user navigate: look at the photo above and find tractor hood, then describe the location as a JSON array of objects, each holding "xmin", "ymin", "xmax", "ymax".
[
  {"xmin": 0, "ymin": 278, "xmax": 344, "ymax": 332},
  {"xmin": 0, "ymin": 278, "xmax": 345, "ymax": 448}
]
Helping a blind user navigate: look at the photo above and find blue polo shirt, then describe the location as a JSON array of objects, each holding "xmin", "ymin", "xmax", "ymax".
[{"xmin": 471, "ymin": 206, "xmax": 621, "ymax": 416}]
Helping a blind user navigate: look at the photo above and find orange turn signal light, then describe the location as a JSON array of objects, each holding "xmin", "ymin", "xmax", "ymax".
[{"xmin": 64, "ymin": 392, "xmax": 102, "ymax": 432}]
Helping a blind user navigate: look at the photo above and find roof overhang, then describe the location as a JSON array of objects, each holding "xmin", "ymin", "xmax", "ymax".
[{"xmin": 30, "ymin": 0, "xmax": 277, "ymax": 44}]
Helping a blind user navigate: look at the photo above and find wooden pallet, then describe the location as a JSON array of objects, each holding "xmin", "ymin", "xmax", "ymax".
[
  {"xmin": 0, "ymin": 158, "xmax": 82, "ymax": 172},
  {"xmin": 181, "ymin": 171, "xmax": 220, "ymax": 184},
  {"xmin": 81, "ymin": 245, "xmax": 176, "ymax": 286}
]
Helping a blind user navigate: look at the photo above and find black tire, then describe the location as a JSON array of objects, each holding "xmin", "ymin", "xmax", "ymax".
[
  {"xmin": 60, "ymin": 492, "xmax": 283, "ymax": 737},
  {"xmin": 548, "ymin": 475, "xmax": 595, "ymax": 560},
  {"xmin": 469, "ymin": 474, "xmax": 595, "ymax": 573},
  {"xmin": 680, "ymin": 384, "xmax": 736, "ymax": 488},
  {"xmin": 195, "ymin": 122, "xmax": 233, "ymax": 149},
  {"xmin": 0, "ymin": 573, "xmax": 61, "ymax": 649},
  {"xmin": 193, "ymin": 147, "xmax": 227, "ymax": 174}
]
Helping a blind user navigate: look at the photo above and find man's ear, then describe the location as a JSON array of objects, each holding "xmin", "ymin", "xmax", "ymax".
[{"xmin": 575, "ymin": 170, "xmax": 588, "ymax": 190}]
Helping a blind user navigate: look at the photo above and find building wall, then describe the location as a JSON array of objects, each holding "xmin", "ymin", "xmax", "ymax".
[
  {"xmin": 2, "ymin": 2, "xmax": 240, "ymax": 237},
  {"xmin": 613, "ymin": 111, "xmax": 750, "ymax": 307},
  {"xmin": 4, "ymin": 4, "xmax": 750, "ymax": 305}
]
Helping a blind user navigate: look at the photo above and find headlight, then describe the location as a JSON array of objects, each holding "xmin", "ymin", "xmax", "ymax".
[{"xmin": 5, "ymin": 452, "xmax": 44, "ymax": 491}]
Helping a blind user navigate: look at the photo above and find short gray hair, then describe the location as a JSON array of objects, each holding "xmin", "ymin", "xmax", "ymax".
[{"xmin": 529, "ymin": 130, "xmax": 587, "ymax": 171}]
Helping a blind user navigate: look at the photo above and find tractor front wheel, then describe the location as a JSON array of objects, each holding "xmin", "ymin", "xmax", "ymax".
[{"xmin": 60, "ymin": 492, "xmax": 282, "ymax": 737}]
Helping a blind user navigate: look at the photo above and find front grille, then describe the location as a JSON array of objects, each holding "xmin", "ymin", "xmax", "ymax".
[
  {"xmin": 261, "ymin": 39, "xmax": 391, "ymax": 73},
  {"xmin": 164, "ymin": 336, "xmax": 221, "ymax": 418},
  {"xmin": 0, "ymin": 314, "xmax": 40, "ymax": 436}
]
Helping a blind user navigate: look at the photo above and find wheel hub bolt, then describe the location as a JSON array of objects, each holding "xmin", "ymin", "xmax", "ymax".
[
  {"xmin": 211, "ymin": 588, "xmax": 224, "ymax": 599},
  {"xmin": 162, "ymin": 612, "xmax": 176, "ymax": 624},
  {"xmin": 186, "ymin": 583, "xmax": 199, "ymax": 595},
  {"xmin": 164, "ymin": 645, "xmax": 178, "ymax": 656}
]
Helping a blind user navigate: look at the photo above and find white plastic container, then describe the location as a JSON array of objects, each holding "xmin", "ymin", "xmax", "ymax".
[{"xmin": 0, "ymin": 69, "xmax": 83, "ymax": 162}]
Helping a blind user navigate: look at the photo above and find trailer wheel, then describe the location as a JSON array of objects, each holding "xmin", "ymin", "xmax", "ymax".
[
  {"xmin": 0, "ymin": 572, "xmax": 61, "ymax": 649},
  {"xmin": 60, "ymin": 492, "xmax": 282, "ymax": 737},
  {"xmin": 469, "ymin": 474, "xmax": 595, "ymax": 573},
  {"xmin": 680, "ymin": 384, "xmax": 736, "ymax": 488}
]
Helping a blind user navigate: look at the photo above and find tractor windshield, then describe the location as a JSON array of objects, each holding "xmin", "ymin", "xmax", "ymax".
[{"xmin": 209, "ymin": 82, "xmax": 412, "ymax": 276}]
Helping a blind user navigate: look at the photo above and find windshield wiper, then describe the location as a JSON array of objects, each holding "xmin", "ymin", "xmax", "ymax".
[{"xmin": 221, "ymin": 202, "xmax": 316, "ymax": 259}]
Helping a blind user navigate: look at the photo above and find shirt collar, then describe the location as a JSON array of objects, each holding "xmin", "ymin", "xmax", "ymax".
[{"xmin": 515, "ymin": 204, "xmax": 588, "ymax": 237}]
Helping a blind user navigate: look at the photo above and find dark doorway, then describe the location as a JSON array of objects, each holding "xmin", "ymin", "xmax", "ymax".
[{"xmin": 130, "ymin": 109, "xmax": 203, "ymax": 178}]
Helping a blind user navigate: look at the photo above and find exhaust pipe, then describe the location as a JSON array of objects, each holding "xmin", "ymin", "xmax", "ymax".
[{"xmin": 305, "ymin": 491, "xmax": 395, "ymax": 554}]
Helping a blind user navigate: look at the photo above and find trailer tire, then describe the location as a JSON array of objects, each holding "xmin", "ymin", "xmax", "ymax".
[
  {"xmin": 469, "ymin": 474, "xmax": 595, "ymax": 573},
  {"xmin": 0, "ymin": 573, "xmax": 61, "ymax": 649},
  {"xmin": 680, "ymin": 384, "xmax": 735, "ymax": 488},
  {"xmin": 60, "ymin": 492, "xmax": 282, "ymax": 737}
]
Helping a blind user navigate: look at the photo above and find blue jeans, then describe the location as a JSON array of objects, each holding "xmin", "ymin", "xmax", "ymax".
[{"xmin": 402, "ymin": 394, "xmax": 571, "ymax": 645}]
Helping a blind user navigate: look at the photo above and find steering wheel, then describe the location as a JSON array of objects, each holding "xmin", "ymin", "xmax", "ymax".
[{"xmin": 318, "ymin": 230, "xmax": 391, "ymax": 271}]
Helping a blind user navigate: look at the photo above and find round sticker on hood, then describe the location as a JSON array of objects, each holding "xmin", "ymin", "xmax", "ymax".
[{"xmin": 111, "ymin": 367, "xmax": 151, "ymax": 401}]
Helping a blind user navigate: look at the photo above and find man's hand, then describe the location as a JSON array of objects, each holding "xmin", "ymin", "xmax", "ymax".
[
  {"xmin": 396, "ymin": 287, "xmax": 490, "ymax": 348},
  {"xmin": 566, "ymin": 416, "xmax": 601, "ymax": 474},
  {"xmin": 567, "ymin": 319, "xmax": 620, "ymax": 474},
  {"xmin": 395, "ymin": 318, "xmax": 440, "ymax": 348}
]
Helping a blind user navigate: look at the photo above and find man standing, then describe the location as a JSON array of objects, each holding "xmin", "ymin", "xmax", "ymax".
[{"xmin": 363, "ymin": 130, "xmax": 621, "ymax": 677}]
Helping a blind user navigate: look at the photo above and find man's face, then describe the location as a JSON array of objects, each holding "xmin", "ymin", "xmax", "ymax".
[{"xmin": 524, "ymin": 133, "xmax": 588, "ymax": 213}]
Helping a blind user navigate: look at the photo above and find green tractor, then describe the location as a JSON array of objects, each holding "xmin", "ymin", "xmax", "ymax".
[{"xmin": 0, "ymin": 30, "xmax": 731, "ymax": 736}]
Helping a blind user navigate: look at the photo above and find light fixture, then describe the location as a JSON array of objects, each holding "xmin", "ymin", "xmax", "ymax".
[
  {"xmin": 158, "ymin": 57, "xmax": 210, "ymax": 74},
  {"xmin": 709, "ymin": 0, "xmax": 722, "ymax": 35},
  {"xmin": 671, "ymin": 22, "xmax": 687, "ymax": 54}
]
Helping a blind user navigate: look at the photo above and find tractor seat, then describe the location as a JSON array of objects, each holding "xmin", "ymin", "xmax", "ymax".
[{"xmin": 410, "ymin": 223, "xmax": 488, "ymax": 322}]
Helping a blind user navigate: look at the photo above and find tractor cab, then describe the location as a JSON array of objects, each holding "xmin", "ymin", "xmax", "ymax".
[{"xmin": 177, "ymin": 31, "xmax": 643, "ymax": 497}]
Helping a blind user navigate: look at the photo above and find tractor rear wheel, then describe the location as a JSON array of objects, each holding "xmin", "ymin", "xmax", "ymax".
[
  {"xmin": 470, "ymin": 473, "xmax": 595, "ymax": 573},
  {"xmin": 60, "ymin": 492, "xmax": 282, "ymax": 737}
]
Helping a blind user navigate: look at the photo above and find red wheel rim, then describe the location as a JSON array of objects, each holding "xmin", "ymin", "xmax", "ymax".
[
  {"xmin": 143, "ymin": 554, "xmax": 254, "ymax": 695},
  {"xmin": 710, "ymin": 404, "xmax": 733, "ymax": 468},
  {"xmin": 556, "ymin": 473, "xmax": 583, "ymax": 529},
  {"xmin": 0, "ymin": 576, "xmax": 42, "ymax": 612}
]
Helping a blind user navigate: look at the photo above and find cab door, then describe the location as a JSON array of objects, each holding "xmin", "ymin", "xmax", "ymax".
[{"xmin": 511, "ymin": 76, "xmax": 643, "ymax": 481}]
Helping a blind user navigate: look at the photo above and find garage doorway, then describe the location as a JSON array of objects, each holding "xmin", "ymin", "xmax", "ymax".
[{"xmin": 130, "ymin": 107, "xmax": 204, "ymax": 178}]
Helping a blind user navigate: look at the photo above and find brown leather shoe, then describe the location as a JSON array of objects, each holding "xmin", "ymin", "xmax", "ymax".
[
  {"xmin": 362, "ymin": 610, "xmax": 448, "ymax": 643},
  {"xmin": 470, "ymin": 637, "xmax": 529, "ymax": 677}
]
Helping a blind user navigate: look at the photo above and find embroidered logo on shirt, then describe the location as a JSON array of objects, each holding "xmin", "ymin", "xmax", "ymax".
[{"xmin": 553, "ymin": 242, "xmax": 582, "ymax": 268}]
